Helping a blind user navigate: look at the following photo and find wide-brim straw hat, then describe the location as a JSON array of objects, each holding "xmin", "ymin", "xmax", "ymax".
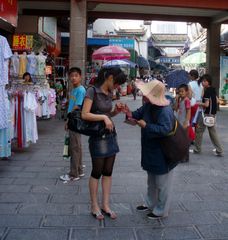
[{"xmin": 136, "ymin": 79, "xmax": 170, "ymax": 106}]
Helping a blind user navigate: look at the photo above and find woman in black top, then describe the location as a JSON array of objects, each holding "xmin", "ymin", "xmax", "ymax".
[
  {"xmin": 82, "ymin": 67, "xmax": 126, "ymax": 220},
  {"xmin": 193, "ymin": 74, "xmax": 223, "ymax": 156}
]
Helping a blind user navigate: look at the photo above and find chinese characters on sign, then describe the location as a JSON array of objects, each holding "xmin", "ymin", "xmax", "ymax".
[
  {"xmin": 160, "ymin": 57, "xmax": 180, "ymax": 64},
  {"xmin": 109, "ymin": 39, "xmax": 134, "ymax": 49},
  {"xmin": 12, "ymin": 35, "xmax": 33, "ymax": 51}
]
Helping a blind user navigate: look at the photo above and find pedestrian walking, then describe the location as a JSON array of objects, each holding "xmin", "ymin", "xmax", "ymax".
[
  {"xmin": 193, "ymin": 74, "xmax": 223, "ymax": 156},
  {"xmin": 188, "ymin": 69, "xmax": 203, "ymax": 142},
  {"xmin": 123, "ymin": 80, "xmax": 178, "ymax": 219},
  {"xmin": 175, "ymin": 84, "xmax": 191, "ymax": 162},
  {"xmin": 81, "ymin": 67, "xmax": 126, "ymax": 220},
  {"xmin": 60, "ymin": 67, "xmax": 86, "ymax": 182}
]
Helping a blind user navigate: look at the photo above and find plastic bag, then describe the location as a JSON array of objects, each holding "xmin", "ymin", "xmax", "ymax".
[{"xmin": 63, "ymin": 132, "xmax": 70, "ymax": 160}]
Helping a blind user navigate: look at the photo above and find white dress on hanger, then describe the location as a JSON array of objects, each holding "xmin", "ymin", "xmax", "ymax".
[
  {"xmin": 10, "ymin": 52, "xmax": 19, "ymax": 77},
  {"xmin": 36, "ymin": 53, "xmax": 47, "ymax": 76},
  {"xmin": 0, "ymin": 35, "xmax": 12, "ymax": 129},
  {"xmin": 27, "ymin": 52, "xmax": 37, "ymax": 76}
]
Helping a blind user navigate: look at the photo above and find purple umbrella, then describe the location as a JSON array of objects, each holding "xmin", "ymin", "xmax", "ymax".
[{"xmin": 165, "ymin": 69, "xmax": 189, "ymax": 88}]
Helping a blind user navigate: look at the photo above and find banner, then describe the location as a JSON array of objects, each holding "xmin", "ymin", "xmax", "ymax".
[
  {"xmin": 220, "ymin": 56, "xmax": 228, "ymax": 99},
  {"xmin": 12, "ymin": 35, "xmax": 33, "ymax": 51},
  {"xmin": 0, "ymin": 0, "xmax": 18, "ymax": 27}
]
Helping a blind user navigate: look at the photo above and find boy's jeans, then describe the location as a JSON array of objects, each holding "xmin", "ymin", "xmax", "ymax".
[
  {"xmin": 69, "ymin": 130, "xmax": 83, "ymax": 178},
  {"xmin": 145, "ymin": 170, "xmax": 174, "ymax": 217}
]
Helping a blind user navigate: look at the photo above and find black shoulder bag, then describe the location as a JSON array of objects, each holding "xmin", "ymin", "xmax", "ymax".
[
  {"xmin": 67, "ymin": 87, "xmax": 106, "ymax": 137},
  {"xmin": 152, "ymin": 109, "xmax": 190, "ymax": 164}
]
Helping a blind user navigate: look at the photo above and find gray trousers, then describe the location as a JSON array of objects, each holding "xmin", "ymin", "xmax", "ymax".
[
  {"xmin": 194, "ymin": 114, "xmax": 223, "ymax": 153},
  {"xmin": 69, "ymin": 130, "xmax": 83, "ymax": 178},
  {"xmin": 145, "ymin": 170, "xmax": 174, "ymax": 217}
]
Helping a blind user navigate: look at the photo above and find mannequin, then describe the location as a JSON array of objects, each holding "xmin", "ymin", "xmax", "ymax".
[
  {"xmin": 36, "ymin": 52, "xmax": 47, "ymax": 76},
  {"xmin": 19, "ymin": 52, "xmax": 27, "ymax": 78},
  {"xmin": 10, "ymin": 52, "xmax": 20, "ymax": 77},
  {"xmin": 26, "ymin": 51, "xmax": 37, "ymax": 76}
]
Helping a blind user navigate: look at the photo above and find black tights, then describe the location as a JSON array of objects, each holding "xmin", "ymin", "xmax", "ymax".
[{"xmin": 91, "ymin": 156, "xmax": 116, "ymax": 179}]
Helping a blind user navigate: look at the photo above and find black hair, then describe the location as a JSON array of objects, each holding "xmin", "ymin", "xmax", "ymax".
[
  {"xmin": 178, "ymin": 84, "xmax": 189, "ymax": 91},
  {"xmin": 22, "ymin": 72, "xmax": 32, "ymax": 82},
  {"xmin": 94, "ymin": 67, "xmax": 126, "ymax": 87},
  {"xmin": 68, "ymin": 67, "xmax": 82, "ymax": 76},
  {"xmin": 198, "ymin": 76, "xmax": 203, "ymax": 86},
  {"xmin": 189, "ymin": 69, "xmax": 199, "ymax": 80},
  {"xmin": 201, "ymin": 74, "xmax": 212, "ymax": 86}
]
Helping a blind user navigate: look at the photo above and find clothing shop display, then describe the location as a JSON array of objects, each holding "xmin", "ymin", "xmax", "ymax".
[
  {"xmin": 0, "ymin": 36, "xmax": 12, "ymax": 86},
  {"xmin": 10, "ymin": 51, "xmax": 47, "ymax": 79},
  {"xmin": 8, "ymin": 83, "xmax": 56, "ymax": 148},
  {"xmin": 26, "ymin": 52, "xmax": 37, "ymax": 76},
  {"xmin": 10, "ymin": 52, "xmax": 20, "ymax": 77},
  {"xmin": 19, "ymin": 52, "xmax": 27, "ymax": 77},
  {"xmin": 36, "ymin": 53, "xmax": 47, "ymax": 76},
  {"xmin": 0, "ymin": 35, "xmax": 13, "ymax": 158},
  {"xmin": 36, "ymin": 87, "xmax": 56, "ymax": 118}
]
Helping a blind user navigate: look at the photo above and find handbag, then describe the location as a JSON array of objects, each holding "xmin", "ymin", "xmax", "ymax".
[
  {"xmin": 202, "ymin": 98, "xmax": 215, "ymax": 127},
  {"xmin": 152, "ymin": 109, "xmax": 189, "ymax": 164},
  {"xmin": 67, "ymin": 86, "xmax": 107, "ymax": 136},
  {"xmin": 159, "ymin": 119, "xmax": 190, "ymax": 164},
  {"xmin": 67, "ymin": 110, "xmax": 106, "ymax": 136}
]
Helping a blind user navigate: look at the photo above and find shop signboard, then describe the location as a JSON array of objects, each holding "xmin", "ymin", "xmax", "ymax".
[
  {"xmin": 109, "ymin": 38, "xmax": 134, "ymax": 49},
  {"xmin": 12, "ymin": 35, "xmax": 33, "ymax": 51},
  {"xmin": 0, "ymin": 0, "xmax": 18, "ymax": 27},
  {"xmin": 160, "ymin": 57, "xmax": 180, "ymax": 64},
  {"xmin": 220, "ymin": 56, "xmax": 228, "ymax": 99}
]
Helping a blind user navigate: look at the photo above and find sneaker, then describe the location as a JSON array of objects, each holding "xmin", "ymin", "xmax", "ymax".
[
  {"xmin": 189, "ymin": 149, "xmax": 200, "ymax": 154},
  {"xmin": 136, "ymin": 205, "xmax": 149, "ymax": 211},
  {"xmin": 214, "ymin": 151, "xmax": 223, "ymax": 157},
  {"xmin": 60, "ymin": 174, "xmax": 71, "ymax": 181},
  {"xmin": 79, "ymin": 173, "xmax": 85, "ymax": 177},
  {"xmin": 147, "ymin": 212, "xmax": 163, "ymax": 219},
  {"xmin": 60, "ymin": 174, "xmax": 80, "ymax": 181}
]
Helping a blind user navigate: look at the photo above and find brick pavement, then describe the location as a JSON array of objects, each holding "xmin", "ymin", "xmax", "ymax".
[{"xmin": 0, "ymin": 97, "xmax": 228, "ymax": 240}]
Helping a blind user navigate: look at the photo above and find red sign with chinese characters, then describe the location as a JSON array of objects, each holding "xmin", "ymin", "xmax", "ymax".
[
  {"xmin": 12, "ymin": 35, "xmax": 33, "ymax": 51},
  {"xmin": 0, "ymin": 0, "xmax": 18, "ymax": 27}
]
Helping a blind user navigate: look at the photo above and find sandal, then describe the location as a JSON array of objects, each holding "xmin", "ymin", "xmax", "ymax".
[
  {"xmin": 101, "ymin": 209, "xmax": 117, "ymax": 219},
  {"xmin": 91, "ymin": 211, "xmax": 104, "ymax": 220}
]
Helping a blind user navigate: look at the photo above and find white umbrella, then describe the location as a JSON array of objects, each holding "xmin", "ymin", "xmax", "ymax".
[{"xmin": 103, "ymin": 59, "xmax": 137, "ymax": 68}]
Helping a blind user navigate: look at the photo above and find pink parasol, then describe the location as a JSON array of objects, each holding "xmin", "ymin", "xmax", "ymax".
[{"xmin": 92, "ymin": 45, "xmax": 131, "ymax": 61}]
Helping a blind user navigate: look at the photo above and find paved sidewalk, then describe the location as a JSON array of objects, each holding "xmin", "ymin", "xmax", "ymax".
[{"xmin": 0, "ymin": 97, "xmax": 228, "ymax": 240}]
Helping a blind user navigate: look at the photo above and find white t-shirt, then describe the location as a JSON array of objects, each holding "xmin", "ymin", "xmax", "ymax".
[{"xmin": 189, "ymin": 80, "xmax": 203, "ymax": 102}]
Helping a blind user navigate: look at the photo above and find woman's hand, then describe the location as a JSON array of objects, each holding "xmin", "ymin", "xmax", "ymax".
[
  {"xmin": 122, "ymin": 104, "xmax": 132, "ymax": 117},
  {"xmin": 114, "ymin": 102, "xmax": 124, "ymax": 114},
  {"xmin": 103, "ymin": 115, "xmax": 114, "ymax": 132},
  {"xmin": 137, "ymin": 119, "xmax": 146, "ymax": 128}
]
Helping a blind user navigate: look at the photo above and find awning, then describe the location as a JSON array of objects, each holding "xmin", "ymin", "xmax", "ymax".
[{"xmin": 181, "ymin": 52, "xmax": 206, "ymax": 65}]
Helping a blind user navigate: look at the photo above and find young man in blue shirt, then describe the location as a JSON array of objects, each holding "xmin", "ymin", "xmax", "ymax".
[{"xmin": 60, "ymin": 67, "xmax": 86, "ymax": 182}]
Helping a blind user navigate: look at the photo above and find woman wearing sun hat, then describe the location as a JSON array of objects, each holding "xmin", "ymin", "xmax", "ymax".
[{"xmin": 124, "ymin": 79, "xmax": 178, "ymax": 219}]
